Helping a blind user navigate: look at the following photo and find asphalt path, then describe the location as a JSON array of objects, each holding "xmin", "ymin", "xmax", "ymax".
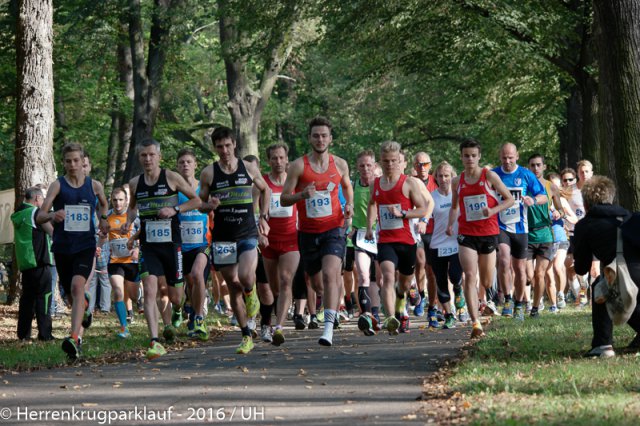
[{"xmin": 0, "ymin": 317, "xmax": 469, "ymax": 425}]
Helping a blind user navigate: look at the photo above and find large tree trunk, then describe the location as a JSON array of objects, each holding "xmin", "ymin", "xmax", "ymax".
[
  {"xmin": 115, "ymin": 21, "xmax": 133, "ymax": 186},
  {"xmin": 15, "ymin": 0, "xmax": 56, "ymax": 197},
  {"xmin": 123, "ymin": 0, "xmax": 180, "ymax": 181},
  {"xmin": 218, "ymin": 0, "xmax": 298, "ymax": 159},
  {"xmin": 593, "ymin": 0, "xmax": 640, "ymax": 211},
  {"xmin": 105, "ymin": 103, "xmax": 120, "ymax": 193},
  {"xmin": 14, "ymin": 0, "xmax": 56, "ymax": 304}
]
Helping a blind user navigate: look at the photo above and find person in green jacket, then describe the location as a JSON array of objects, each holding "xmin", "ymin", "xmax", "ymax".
[{"xmin": 11, "ymin": 186, "xmax": 54, "ymax": 341}]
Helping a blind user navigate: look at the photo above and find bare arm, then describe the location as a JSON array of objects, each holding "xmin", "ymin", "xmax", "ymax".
[
  {"xmin": 245, "ymin": 160, "xmax": 271, "ymax": 235},
  {"xmin": 486, "ymin": 171, "xmax": 515, "ymax": 216},
  {"xmin": 166, "ymin": 170, "xmax": 202, "ymax": 215},
  {"xmin": 336, "ymin": 157, "xmax": 354, "ymax": 219},
  {"xmin": 280, "ymin": 159, "xmax": 306, "ymax": 207},
  {"xmin": 365, "ymin": 183, "xmax": 378, "ymax": 240},
  {"xmin": 198, "ymin": 165, "xmax": 219, "ymax": 212},
  {"xmin": 446, "ymin": 177, "xmax": 460, "ymax": 236},
  {"xmin": 36, "ymin": 180, "xmax": 63, "ymax": 225},
  {"xmin": 92, "ymin": 179, "xmax": 109, "ymax": 235},
  {"xmin": 123, "ymin": 176, "xmax": 139, "ymax": 233}
]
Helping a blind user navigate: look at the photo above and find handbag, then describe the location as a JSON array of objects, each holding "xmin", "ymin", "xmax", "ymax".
[{"xmin": 602, "ymin": 227, "xmax": 639, "ymax": 325}]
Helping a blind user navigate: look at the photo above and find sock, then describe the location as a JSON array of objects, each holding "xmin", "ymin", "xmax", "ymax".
[
  {"xmin": 323, "ymin": 309, "xmax": 336, "ymax": 326},
  {"xmin": 358, "ymin": 287, "xmax": 371, "ymax": 313},
  {"xmin": 371, "ymin": 306, "xmax": 380, "ymax": 319},
  {"xmin": 240, "ymin": 326, "xmax": 252, "ymax": 337},
  {"xmin": 127, "ymin": 309, "xmax": 134, "ymax": 317},
  {"xmin": 114, "ymin": 301, "xmax": 128, "ymax": 328},
  {"xmin": 419, "ymin": 290, "xmax": 426, "ymax": 300},
  {"xmin": 151, "ymin": 337, "xmax": 159, "ymax": 344},
  {"xmin": 260, "ymin": 303, "xmax": 273, "ymax": 326},
  {"xmin": 505, "ymin": 294, "xmax": 513, "ymax": 302}
]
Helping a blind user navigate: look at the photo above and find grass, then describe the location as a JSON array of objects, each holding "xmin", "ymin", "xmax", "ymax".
[
  {"xmin": 0, "ymin": 309, "xmax": 229, "ymax": 371},
  {"xmin": 450, "ymin": 307, "xmax": 640, "ymax": 425}
]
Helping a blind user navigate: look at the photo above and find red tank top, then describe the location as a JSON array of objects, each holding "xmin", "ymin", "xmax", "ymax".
[
  {"xmin": 374, "ymin": 174, "xmax": 415, "ymax": 245},
  {"xmin": 297, "ymin": 155, "xmax": 344, "ymax": 233},
  {"xmin": 457, "ymin": 168, "xmax": 499, "ymax": 236},
  {"xmin": 264, "ymin": 174, "xmax": 298, "ymax": 241}
]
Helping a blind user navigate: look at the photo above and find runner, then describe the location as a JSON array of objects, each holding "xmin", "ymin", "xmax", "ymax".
[
  {"xmin": 280, "ymin": 116, "xmax": 354, "ymax": 346},
  {"xmin": 526, "ymin": 154, "xmax": 557, "ymax": 317},
  {"xmin": 366, "ymin": 141, "xmax": 432, "ymax": 335},
  {"xmin": 260, "ymin": 143, "xmax": 300, "ymax": 346},
  {"xmin": 124, "ymin": 139, "xmax": 201, "ymax": 359},
  {"xmin": 36, "ymin": 143, "xmax": 110, "ymax": 359},
  {"xmin": 447, "ymin": 139, "xmax": 514, "ymax": 338},
  {"xmin": 199, "ymin": 127, "xmax": 270, "ymax": 354},
  {"xmin": 350, "ymin": 150, "xmax": 381, "ymax": 336},
  {"xmin": 104, "ymin": 187, "xmax": 140, "ymax": 338},
  {"xmin": 428, "ymin": 162, "xmax": 463, "ymax": 329},
  {"xmin": 412, "ymin": 152, "xmax": 438, "ymax": 323},
  {"xmin": 176, "ymin": 148, "xmax": 213, "ymax": 341},
  {"xmin": 492, "ymin": 143, "xmax": 547, "ymax": 320}
]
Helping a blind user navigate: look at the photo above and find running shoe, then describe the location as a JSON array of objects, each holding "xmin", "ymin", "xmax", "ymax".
[
  {"xmin": 272, "ymin": 328, "xmax": 285, "ymax": 346},
  {"xmin": 383, "ymin": 316, "xmax": 400, "ymax": 335},
  {"xmin": 339, "ymin": 308, "xmax": 350, "ymax": 323},
  {"xmin": 163, "ymin": 324, "xmax": 177, "ymax": 343},
  {"xmin": 514, "ymin": 304, "xmax": 525, "ymax": 322},
  {"xmin": 358, "ymin": 314, "xmax": 376, "ymax": 336},
  {"xmin": 557, "ymin": 292, "xmax": 566, "ymax": 309},
  {"xmin": 583, "ymin": 345, "xmax": 615, "ymax": 359},
  {"xmin": 470, "ymin": 322, "xmax": 485, "ymax": 339},
  {"xmin": 147, "ymin": 341, "xmax": 166, "ymax": 360},
  {"xmin": 82, "ymin": 292, "xmax": 92, "ymax": 329},
  {"xmin": 372, "ymin": 312, "xmax": 381, "ymax": 329},
  {"xmin": 260, "ymin": 325, "xmax": 273, "ymax": 343},
  {"xmin": 525, "ymin": 301, "xmax": 533, "ymax": 314},
  {"xmin": 414, "ymin": 297, "xmax": 425, "ymax": 317},
  {"xmin": 62, "ymin": 336, "xmax": 80, "ymax": 360},
  {"xmin": 457, "ymin": 307, "xmax": 470, "ymax": 323},
  {"xmin": 501, "ymin": 299, "xmax": 514, "ymax": 317},
  {"xmin": 454, "ymin": 293, "xmax": 466, "ymax": 310},
  {"xmin": 192, "ymin": 317, "xmax": 209, "ymax": 341},
  {"xmin": 483, "ymin": 300, "xmax": 498, "ymax": 316},
  {"xmin": 308, "ymin": 315, "xmax": 320, "ymax": 329},
  {"xmin": 436, "ymin": 309, "xmax": 445, "ymax": 322},
  {"xmin": 244, "ymin": 285, "xmax": 260, "ymax": 318},
  {"xmin": 579, "ymin": 290, "xmax": 588, "ymax": 308},
  {"xmin": 236, "ymin": 335, "xmax": 255, "ymax": 354},
  {"xmin": 427, "ymin": 307, "xmax": 439, "ymax": 329},
  {"xmin": 318, "ymin": 330, "xmax": 333, "ymax": 347},
  {"xmin": 530, "ymin": 308, "xmax": 540, "ymax": 319},
  {"xmin": 117, "ymin": 327, "xmax": 130, "ymax": 339},
  {"xmin": 293, "ymin": 314, "xmax": 306, "ymax": 330},
  {"xmin": 171, "ymin": 308, "xmax": 183, "ymax": 328},
  {"xmin": 443, "ymin": 314, "xmax": 456, "ymax": 329},
  {"xmin": 247, "ymin": 316, "xmax": 258, "ymax": 338},
  {"xmin": 478, "ymin": 301, "xmax": 487, "ymax": 316},
  {"xmin": 287, "ymin": 304, "xmax": 295, "ymax": 320},
  {"xmin": 127, "ymin": 313, "xmax": 134, "ymax": 325},
  {"xmin": 333, "ymin": 317, "xmax": 341, "ymax": 330},
  {"xmin": 395, "ymin": 296, "xmax": 407, "ymax": 316},
  {"xmin": 316, "ymin": 309, "xmax": 325, "ymax": 322},
  {"xmin": 539, "ymin": 300, "xmax": 545, "ymax": 312},
  {"xmin": 398, "ymin": 314, "xmax": 411, "ymax": 333},
  {"xmin": 549, "ymin": 305, "xmax": 558, "ymax": 314},
  {"xmin": 229, "ymin": 315, "xmax": 238, "ymax": 326}
]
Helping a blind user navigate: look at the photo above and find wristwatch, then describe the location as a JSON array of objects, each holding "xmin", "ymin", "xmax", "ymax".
[
  {"xmin": 174, "ymin": 205, "xmax": 181, "ymax": 213},
  {"xmin": 401, "ymin": 210, "xmax": 407, "ymax": 219}
]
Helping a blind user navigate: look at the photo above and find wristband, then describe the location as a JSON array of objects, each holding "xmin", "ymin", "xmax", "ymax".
[
  {"xmin": 100, "ymin": 214, "xmax": 108, "ymax": 220},
  {"xmin": 401, "ymin": 210, "xmax": 407, "ymax": 219}
]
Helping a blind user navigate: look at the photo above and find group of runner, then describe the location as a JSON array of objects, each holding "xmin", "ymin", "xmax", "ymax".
[{"xmin": 36, "ymin": 116, "xmax": 598, "ymax": 360}]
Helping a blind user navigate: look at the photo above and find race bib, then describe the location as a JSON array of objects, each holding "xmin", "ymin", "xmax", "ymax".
[
  {"xmin": 463, "ymin": 194, "xmax": 488, "ymax": 222},
  {"xmin": 64, "ymin": 205, "xmax": 91, "ymax": 232},
  {"xmin": 109, "ymin": 238, "xmax": 130, "ymax": 258},
  {"xmin": 269, "ymin": 193, "xmax": 293, "ymax": 218},
  {"xmin": 146, "ymin": 220, "xmax": 172, "ymax": 243},
  {"xmin": 499, "ymin": 204, "xmax": 521, "ymax": 225},
  {"xmin": 213, "ymin": 241, "xmax": 237, "ymax": 265},
  {"xmin": 355, "ymin": 229, "xmax": 378, "ymax": 254},
  {"xmin": 379, "ymin": 204, "xmax": 403, "ymax": 230},
  {"xmin": 306, "ymin": 190, "xmax": 332, "ymax": 218},
  {"xmin": 438, "ymin": 246, "xmax": 459, "ymax": 257},
  {"xmin": 181, "ymin": 221, "xmax": 204, "ymax": 244}
]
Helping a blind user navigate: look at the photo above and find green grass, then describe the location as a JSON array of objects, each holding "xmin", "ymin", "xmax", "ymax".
[
  {"xmin": 450, "ymin": 308, "xmax": 640, "ymax": 425},
  {"xmin": 0, "ymin": 312, "xmax": 229, "ymax": 370}
]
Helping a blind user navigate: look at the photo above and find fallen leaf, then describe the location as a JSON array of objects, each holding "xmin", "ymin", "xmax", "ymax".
[{"xmin": 82, "ymin": 403, "xmax": 97, "ymax": 407}]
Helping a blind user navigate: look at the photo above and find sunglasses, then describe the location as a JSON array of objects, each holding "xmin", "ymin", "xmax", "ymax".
[
  {"xmin": 416, "ymin": 162, "xmax": 431, "ymax": 167},
  {"xmin": 562, "ymin": 177, "xmax": 576, "ymax": 182}
]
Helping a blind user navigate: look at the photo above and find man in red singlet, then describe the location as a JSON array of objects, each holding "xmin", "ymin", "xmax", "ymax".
[
  {"xmin": 280, "ymin": 117, "xmax": 354, "ymax": 347},
  {"xmin": 446, "ymin": 139, "xmax": 514, "ymax": 339}
]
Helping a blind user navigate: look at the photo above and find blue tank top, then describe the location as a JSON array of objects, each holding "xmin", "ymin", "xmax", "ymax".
[
  {"xmin": 492, "ymin": 165, "xmax": 545, "ymax": 234},
  {"xmin": 178, "ymin": 182, "xmax": 210, "ymax": 251},
  {"xmin": 52, "ymin": 176, "xmax": 97, "ymax": 254}
]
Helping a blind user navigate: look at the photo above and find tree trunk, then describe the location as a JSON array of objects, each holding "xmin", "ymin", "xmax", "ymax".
[
  {"xmin": 115, "ymin": 21, "xmax": 133, "ymax": 186},
  {"xmin": 123, "ymin": 0, "xmax": 180, "ymax": 181},
  {"xmin": 15, "ymin": 0, "xmax": 56, "ymax": 198},
  {"xmin": 593, "ymin": 0, "xmax": 640, "ymax": 211},
  {"xmin": 105, "ymin": 103, "xmax": 120, "ymax": 193},
  {"xmin": 558, "ymin": 84, "xmax": 582, "ymax": 170},
  {"xmin": 14, "ymin": 0, "xmax": 56, "ymax": 303}
]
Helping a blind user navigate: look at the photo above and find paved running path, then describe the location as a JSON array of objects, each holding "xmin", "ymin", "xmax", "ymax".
[{"xmin": 1, "ymin": 318, "xmax": 468, "ymax": 425}]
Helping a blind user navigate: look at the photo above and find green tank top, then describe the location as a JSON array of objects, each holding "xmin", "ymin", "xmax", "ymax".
[
  {"xmin": 527, "ymin": 182, "xmax": 553, "ymax": 244},
  {"xmin": 352, "ymin": 179, "xmax": 372, "ymax": 230}
]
